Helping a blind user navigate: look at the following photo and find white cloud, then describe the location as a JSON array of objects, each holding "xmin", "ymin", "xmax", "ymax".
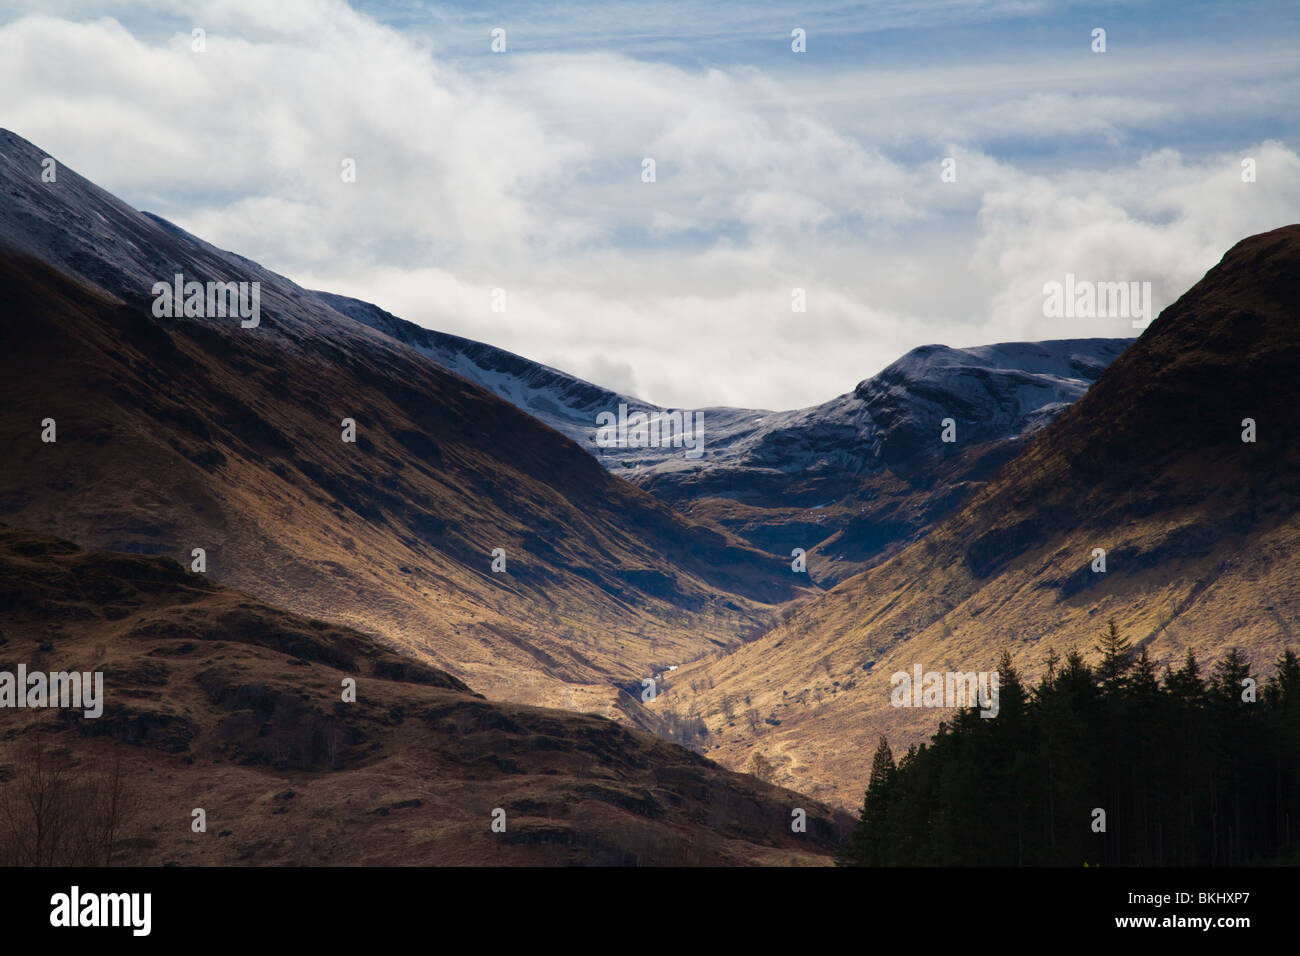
[
  {"xmin": 0, "ymin": 1, "xmax": 1295, "ymax": 409},
  {"xmin": 975, "ymin": 141, "xmax": 1300, "ymax": 342}
]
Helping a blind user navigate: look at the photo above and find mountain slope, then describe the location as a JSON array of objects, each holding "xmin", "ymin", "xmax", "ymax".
[
  {"xmin": 644, "ymin": 338, "xmax": 1129, "ymax": 585},
  {"xmin": 659, "ymin": 224, "xmax": 1300, "ymax": 806},
  {"xmin": 0, "ymin": 526, "xmax": 849, "ymax": 865},
  {"xmin": 319, "ymin": 290, "xmax": 1128, "ymax": 585},
  {"xmin": 0, "ymin": 127, "xmax": 799, "ymax": 718}
]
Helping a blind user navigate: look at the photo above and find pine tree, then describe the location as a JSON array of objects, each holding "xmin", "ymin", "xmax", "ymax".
[
  {"xmin": 840, "ymin": 736, "xmax": 896, "ymax": 866},
  {"xmin": 1210, "ymin": 647, "xmax": 1252, "ymax": 707},
  {"xmin": 1095, "ymin": 618, "xmax": 1133, "ymax": 693},
  {"xmin": 837, "ymin": 647, "xmax": 1300, "ymax": 866},
  {"xmin": 1166, "ymin": 649, "xmax": 1204, "ymax": 703},
  {"xmin": 1130, "ymin": 646, "xmax": 1159, "ymax": 696}
]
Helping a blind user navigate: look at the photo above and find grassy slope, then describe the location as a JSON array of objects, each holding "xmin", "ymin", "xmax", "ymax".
[
  {"xmin": 0, "ymin": 526, "xmax": 849, "ymax": 865},
  {"xmin": 0, "ymin": 247, "xmax": 805, "ymax": 718},
  {"xmin": 662, "ymin": 225, "xmax": 1300, "ymax": 807}
]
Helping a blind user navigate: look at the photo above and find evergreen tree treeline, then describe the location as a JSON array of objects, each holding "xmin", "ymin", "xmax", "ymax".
[{"xmin": 838, "ymin": 626, "xmax": 1300, "ymax": 865}]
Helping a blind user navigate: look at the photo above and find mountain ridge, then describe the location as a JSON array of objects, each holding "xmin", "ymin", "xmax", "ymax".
[
  {"xmin": 0, "ymin": 128, "xmax": 800, "ymax": 722},
  {"xmin": 657, "ymin": 223, "xmax": 1300, "ymax": 806},
  {"xmin": 317, "ymin": 287, "xmax": 1130, "ymax": 585}
]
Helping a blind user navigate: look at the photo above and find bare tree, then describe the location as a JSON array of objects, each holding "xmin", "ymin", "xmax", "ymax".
[
  {"xmin": 0, "ymin": 732, "xmax": 140, "ymax": 866},
  {"xmin": 325, "ymin": 724, "xmax": 348, "ymax": 769}
]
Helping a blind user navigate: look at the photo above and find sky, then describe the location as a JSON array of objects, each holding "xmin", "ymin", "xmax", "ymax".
[{"xmin": 0, "ymin": 0, "xmax": 1297, "ymax": 409}]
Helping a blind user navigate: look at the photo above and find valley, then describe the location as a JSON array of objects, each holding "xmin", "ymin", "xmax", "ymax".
[{"xmin": 2, "ymin": 125, "xmax": 1296, "ymax": 840}]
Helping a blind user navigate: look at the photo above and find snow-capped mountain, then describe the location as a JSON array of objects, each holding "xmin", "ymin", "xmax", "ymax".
[
  {"xmin": 314, "ymin": 290, "xmax": 783, "ymax": 477},
  {"xmin": 315, "ymin": 287, "xmax": 1129, "ymax": 581},
  {"xmin": 0, "ymin": 123, "xmax": 1127, "ymax": 588},
  {"xmin": 314, "ymin": 290, "xmax": 643, "ymax": 444},
  {"xmin": 314, "ymin": 291, "xmax": 1129, "ymax": 501},
  {"xmin": 631, "ymin": 339, "xmax": 1130, "ymax": 503}
]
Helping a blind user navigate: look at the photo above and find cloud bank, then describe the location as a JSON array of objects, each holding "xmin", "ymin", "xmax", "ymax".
[{"xmin": 1, "ymin": 0, "xmax": 1296, "ymax": 408}]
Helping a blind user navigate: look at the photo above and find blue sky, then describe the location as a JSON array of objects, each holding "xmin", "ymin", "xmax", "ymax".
[
  {"xmin": 0, "ymin": 0, "xmax": 1296, "ymax": 407},
  {"xmin": 349, "ymin": 1, "xmax": 1296, "ymax": 65}
]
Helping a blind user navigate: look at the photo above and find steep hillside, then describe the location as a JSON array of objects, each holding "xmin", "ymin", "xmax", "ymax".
[
  {"xmin": 652, "ymin": 339, "xmax": 1129, "ymax": 585},
  {"xmin": 320, "ymin": 290, "xmax": 1127, "ymax": 585},
  {"xmin": 660, "ymin": 225, "xmax": 1300, "ymax": 807},
  {"xmin": 0, "ymin": 128, "xmax": 798, "ymax": 718},
  {"xmin": 0, "ymin": 526, "xmax": 848, "ymax": 865}
]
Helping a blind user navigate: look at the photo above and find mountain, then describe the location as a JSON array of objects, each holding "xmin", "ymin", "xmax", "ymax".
[
  {"xmin": 656, "ymin": 224, "xmax": 1300, "ymax": 807},
  {"xmin": 633, "ymin": 339, "xmax": 1130, "ymax": 586},
  {"xmin": 0, "ymin": 127, "xmax": 800, "ymax": 721},
  {"xmin": 0, "ymin": 526, "xmax": 849, "ymax": 865},
  {"xmin": 315, "ymin": 290, "xmax": 645, "ymax": 452},
  {"xmin": 318, "ymin": 291, "xmax": 1129, "ymax": 586}
]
